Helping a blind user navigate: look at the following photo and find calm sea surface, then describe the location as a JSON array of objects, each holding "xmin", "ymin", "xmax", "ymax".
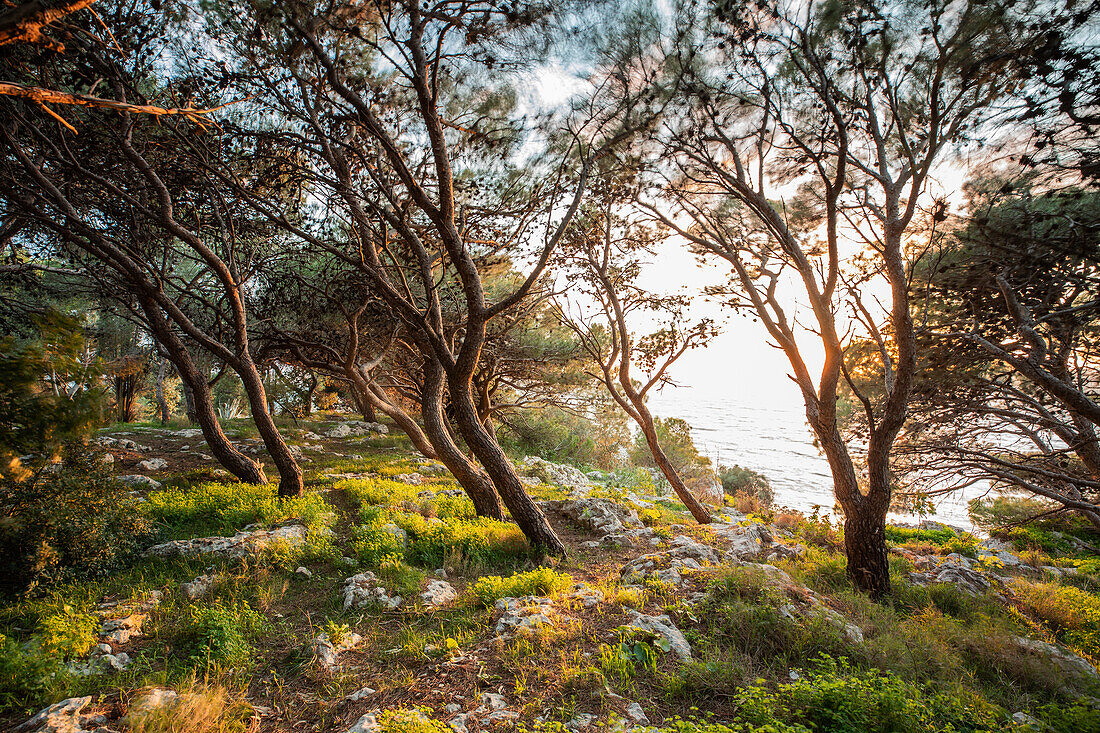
[{"xmin": 648, "ymin": 386, "xmax": 980, "ymax": 529}]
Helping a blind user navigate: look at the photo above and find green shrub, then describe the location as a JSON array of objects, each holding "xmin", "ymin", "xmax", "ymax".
[
  {"xmin": 144, "ymin": 482, "xmax": 331, "ymax": 538},
  {"xmin": 182, "ymin": 600, "xmax": 265, "ymax": 668},
  {"xmin": 340, "ymin": 478, "xmax": 420, "ymax": 513},
  {"xmin": 718, "ymin": 464, "xmax": 774, "ymax": 506},
  {"xmin": 630, "ymin": 418, "xmax": 709, "ymax": 473},
  {"xmin": 733, "ymin": 655, "xmax": 1004, "ymax": 733},
  {"xmin": 37, "ymin": 606, "xmax": 97, "ymax": 659},
  {"xmin": 1011, "ymin": 579, "xmax": 1100, "ymax": 659},
  {"xmin": 0, "ymin": 633, "xmax": 60, "ymax": 715},
  {"xmin": 699, "ymin": 568, "xmax": 855, "ymax": 674},
  {"xmin": 375, "ymin": 707, "xmax": 450, "ymax": 733},
  {"xmin": 472, "ymin": 568, "xmax": 572, "ymax": 606},
  {"xmin": 349, "ymin": 522, "xmax": 408, "ymax": 567},
  {"xmin": 0, "ymin": 443, "xmax": 153, "ymax": 595}
]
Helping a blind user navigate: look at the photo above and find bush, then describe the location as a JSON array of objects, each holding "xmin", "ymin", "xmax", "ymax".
[
  {"xmin": 0, "ymin": 443, "xmax": 153, "ymax": 595},
  {"xmin": 733, "ymin": 655, "xmax": 1004, "ymax": 733},
  {"xmin": 699, "ymin": 568, "xmax": 855, "ymax": 674},
  {"xmin": 1011, "ymin": 579, "xmax": 1100, "ymax": 658},
  {"xmin": 144, "ymin": 482, "xmax": 331, "ymax": 538},
  {"xmin": 374, "ymin": 708, "xmax": 450, "ymax": 733},
  {"xmin": 718, "ymin": 464, "xmax": 774, "ymax": 507},
  {"xmin": 37, "ymin": 606, "xmax": 97, "ymax": 659},
  {"xmin": 182, "ymin": 600, "xmax": 265, "ymax": 668},
  {"xmin": 472, "ymin": 568, "xmax": 572, "ymax": 606},
  {"xmin": 0, "ymin": 632, "xmax": 60, "ymax": 715},
  {"xmin": 630, "ymin": 418, "xmax": 709, "ymax": 473},
  {"xmin": 407, "ymin": 517, "xmax": 531, "ymax": 569},
  {"xmin": 349, "ymin": 522, "xmax": 408, "ymax": 567},
  {"xmin": 498, "ymin": 403, "xmax": 630, "ymax": 471}
]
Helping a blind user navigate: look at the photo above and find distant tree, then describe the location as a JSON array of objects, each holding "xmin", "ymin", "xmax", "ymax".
[
  {"xmin": 560, "ymin": 184, "xmax": 716, "ymax": 523},
  {"xmin": 0, "ymin": 311, "xmax": 102, "ymax": 480}
]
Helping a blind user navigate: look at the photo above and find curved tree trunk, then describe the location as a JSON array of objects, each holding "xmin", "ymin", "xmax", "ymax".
[
  {"xmin": 141, "ymin": 300, "xmax": 267, "ymax": 484},
  {"xmin": 450, "ymin": 376, "xmax": 565, "ymax": 555},
  {"xmin": 237, "ymin": 359, "xmax": 304, "ymax": 497},
  {"xmin": 422, "ymin": 360, "xmax": 505, "ymax": 520},
  {"xmin": 637, "ymin": 414, "xmax": 714, "ymax": 523},
  {"xmin": 345, "ymin": 368, "xmax": 437, "ymax": 460}
]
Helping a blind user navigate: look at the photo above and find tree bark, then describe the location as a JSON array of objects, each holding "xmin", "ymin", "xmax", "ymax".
[
  {"xmin": 842, "ymin": 500, "xmax": 890, "ymax": 598},
  {"xmin": 638, "ymin": 415, "xmax": 715, "ymax": 523},
  {"xmin": 140, "ymin": 300, "xmax": 268, "ymax": 484},
  {"xmin": 422, "ymin": 360, "xmax": 505, "ymax": 520},
  {"xmin": 450, "ymin": 376, "xmax": 565, "ymax": 555},
  {"xmin": 154, "ymin": 357, "xmax": 170, "ymax": 424},
  {"xmin": 236, "ymin": 358, "xmax": 304, "ymax": 497},
  {"xmin": 181, "ymin": 381, "xmax": 198, "ymax": 424}
]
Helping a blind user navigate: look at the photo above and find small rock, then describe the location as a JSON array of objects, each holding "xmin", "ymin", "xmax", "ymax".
[
  {"xmin": 625, "ymin": 702, "xmax": 649, "ymax": 725},
  {"xmin": 395, "ymin": 473, "xmax": 424, "ymax": 485},
  {"xmin": 117, "ymin": 475, "xmax": 163, "ymax": 491},
  {"xmin": 627, "ymin": 611, "xmax": 692, "ymax": 662},
  {"xmin": 180, "ymin": 573, "xmax": 218, "ymax": 599},
  {"xmin": 345, "ymin": 713, "xmax": 380, "ymax": 733},
  {"xmin": 311, "ymin": 631, "xmax": 363, "ymax": 669},
  {"xmin": 15, "ymin": 696, "xmax": 91, "ymax": 732},
  {"xmin": 137, "ymin": 457, "xmax": 168, "ymax": 472},
  {"xmin": 448, "ymin": 712, "xmax": 469, "ymax": 733},
  {"xmin": 295, "ymin": 566, "xmax": 312, "ymax": 578},
  {"xmin": 343, "ymin": 572, "xmax": 402, "ymax": 610},
  {"xmin": 420, "ymin": 579, "xmax": 457, "ymax": 609},
  {"xmin": 345, "ymin": 687, "xmax": 376, "ymax": 701},
  {"xmin": 568, "ymin": 713, "xmax": 597, "ymax": 730}
]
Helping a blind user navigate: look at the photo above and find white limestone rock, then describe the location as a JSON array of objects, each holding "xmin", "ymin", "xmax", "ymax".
[
  {"xmin": 520, "ymin": 456, "xmax": 592, "ymax": 492},
  {"xmin": 311, "ymin": 631, "xmax": 363, "ymax": 669},
  {"xmin": 494, "ymin": 596, "xmax": 558, "ymax": 636},
  {"xmin": 343, "ymin": 572, "xmax": 402, "ymax": 610},
  {"xmin": 117, "ymin": 475, "xmax": 163, "ymax": 491},
  {"xmin": 137, "ymin": 458, "xmax": 168, "ymax": 472},
  {"xmin": 627, "ymin": 611, "xmax": 692, "ymax": 662},
  {"xmin": 420, "ymin": 579, "xmax": 457, "ymax": 609},
  {"xmin": 144, "ymin": 523, "xmax": 308, "ymax": 560},
  {"xmin": 15, "ymin": 696, "xmax": 93, "ymax": 733}
]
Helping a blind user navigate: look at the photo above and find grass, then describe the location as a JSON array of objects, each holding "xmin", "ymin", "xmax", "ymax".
[
  {"xmin": 126, "ymin": 678, "xmax": 253, "ymax": 733},
  {"xmin": 6, "ymin": 414, "xmax": 1100, "ymax": 733}
]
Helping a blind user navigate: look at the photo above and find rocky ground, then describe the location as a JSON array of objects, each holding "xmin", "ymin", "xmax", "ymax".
[{"xmin": 4, "ymin": 414, "xmax": 1099, "ymax": 733}]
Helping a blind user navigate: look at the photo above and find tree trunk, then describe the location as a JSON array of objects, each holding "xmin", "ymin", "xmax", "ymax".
[
  {"xmin": 630, "ymin": 396, "xmax": 714, "ymax": 523},
  {"xmin": 640, "ymin": 420, "xmax": 714, "ymax": 523},
  {"xmin": 813, "ymin": 419, "xmax": 890, "ymax": 595},
  {"xmin": 422, "ymin": 360, "xmax": 505, "ymax": 520},
  {"xmin": 182, "ymin": 381, "xmax": 198, "ymax": 424},
  {"xmin": 141, "ymin": 301, "xmax": 267, "ymax": 485},
  {"xmin": 236, "ymin": 358, "xmax": 304, "ymax": 497},
  {"xmin": 346, "ymin": 369, "xmax": 437, "ymax": 460},
  {"xmin": 154, "ymin": 358, "xmax": 170, "ymax": 425},
  {"xmin": 843, "ymin": 500, "xmax": 890, "ymax": 597},
  {"xmin": 449, "ymin": 376, "xmax": 565, "ymax": 555},
  {"xmin": 303, "ymin": 375, "xmax": 317, "ymax": 416}
]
